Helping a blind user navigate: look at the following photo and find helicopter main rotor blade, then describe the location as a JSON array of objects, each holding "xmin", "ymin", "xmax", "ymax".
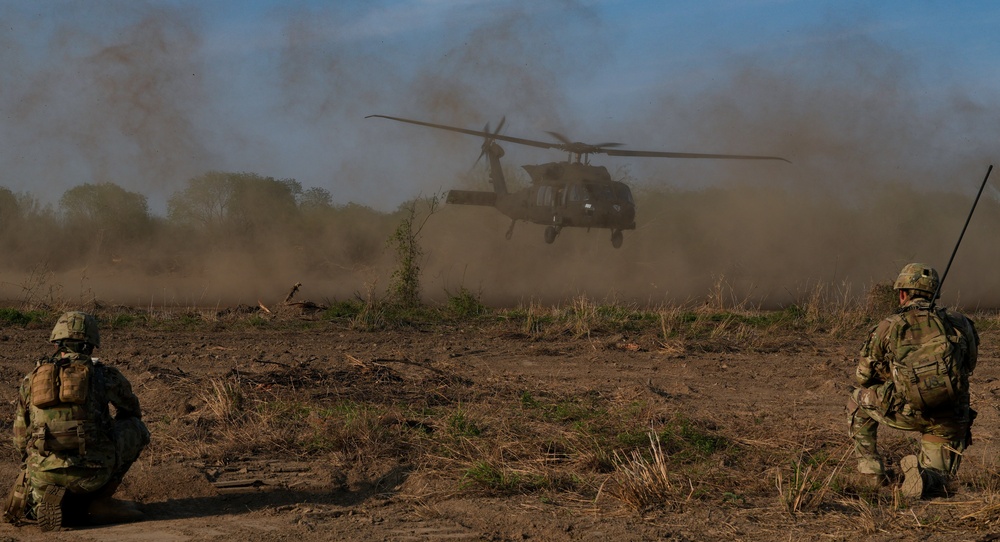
[
  {"xmin": 368, "ymin": 114, "xmax": 790, "ymax": 163},
  {"xmin": 605, "ymin": 149, "xmax": 791, "ymax": 163},
  {"xmin": 367, "ymin": 114, "xmax": 560, "ymax": 151}
]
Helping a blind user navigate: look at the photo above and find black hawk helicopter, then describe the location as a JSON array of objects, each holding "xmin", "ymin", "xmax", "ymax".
[{"xmin": 368, "ymin": 114, "xmax": 788, "ymax": 248}]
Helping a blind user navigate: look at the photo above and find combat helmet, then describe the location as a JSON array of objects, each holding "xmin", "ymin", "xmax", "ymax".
[
  {"xmin": 49, "ymin": 311, "xmax": 100, "ymax": 348},
  {"xmin": 893, "ymin": 263, "xmax": 940, "ymax": 295}
]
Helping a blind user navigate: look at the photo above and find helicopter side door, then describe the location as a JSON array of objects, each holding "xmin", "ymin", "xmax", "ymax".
[
  {"xmin": 524, "ymin": 184, "xmax": 563, "ymax": 225},
  {"xmin": 559, "ymin": 181, "xmax": 596, "ymax": 228}
]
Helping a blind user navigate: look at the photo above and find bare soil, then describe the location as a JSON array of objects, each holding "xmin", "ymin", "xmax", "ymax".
[{"xmin": 0, "ymin": 314, "xmax": 997, "ymax": 541}]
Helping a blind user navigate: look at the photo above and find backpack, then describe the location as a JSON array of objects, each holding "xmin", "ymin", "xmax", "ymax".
[
  {"xmin": 890, "ymin": 307, "xmax": 967, "ymax": 412},
  {"xmin": 28, "ymin": 357, "xmax": 98, "ymax": 456},
  {"xmin": 30, "ymin": 360, "xmax": 90, "ymax": 408}
]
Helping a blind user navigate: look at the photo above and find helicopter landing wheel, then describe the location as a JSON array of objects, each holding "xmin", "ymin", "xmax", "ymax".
[
  {"xmin": 544, "ymin": 226, "xmax": 558, "ymax": 244},
  {"xmin": 611, "ymin": 230, "xmax": 623, "ymax": 248},
  {"xmin": 505, "ymin": 220, "xmax": 515, "ymax": 240}
]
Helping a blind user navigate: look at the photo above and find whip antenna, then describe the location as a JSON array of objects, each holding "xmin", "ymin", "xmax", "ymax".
[{"xmin": 931, "ymin": 164, "xmax": 993, "ymax": 309}]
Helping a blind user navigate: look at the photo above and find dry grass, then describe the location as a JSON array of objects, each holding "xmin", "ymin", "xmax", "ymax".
[
  {"xmin": 775, "ymin": 449, "xmax": 844, "ymax": 514},
  {"xmin": 8, "ymin": 279, "xmax": 1000, "ymax": 539},
  {"xmin": 602, "ymin": 431, "xmax": 675, "ymax": 511}
]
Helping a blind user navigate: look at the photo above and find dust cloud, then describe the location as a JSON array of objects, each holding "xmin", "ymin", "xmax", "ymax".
[
  {"xmin": 397, "ymin": 13, "xmax": 1000, "ymax": 310},
  {"xmin": 0, "ymin": 5, "xmax": 998, "ymax": 310}
]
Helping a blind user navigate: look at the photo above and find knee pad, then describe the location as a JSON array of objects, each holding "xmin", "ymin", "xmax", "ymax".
[{"xmin": 920, "ymin": 435, "xmax": 963, "ymax": 475}]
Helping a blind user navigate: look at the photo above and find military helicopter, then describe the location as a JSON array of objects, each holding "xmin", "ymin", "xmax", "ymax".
[{"xmin": 368, "ymin": 114, "xmax": 788, "ymax": 248}]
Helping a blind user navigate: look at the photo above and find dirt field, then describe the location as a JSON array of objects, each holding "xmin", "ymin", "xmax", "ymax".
[{"xmin": 0, "ymin": 309, "xmax": 998, "ymax": 541}]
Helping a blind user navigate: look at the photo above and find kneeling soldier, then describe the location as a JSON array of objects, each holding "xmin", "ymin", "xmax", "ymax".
[
  {"xmin": 848, "ymin": 264, "xmax": 978, "ymax": 498},
  {"xmin": 3, "ymin": 311, "xmax": 150, "ymax": 530}
]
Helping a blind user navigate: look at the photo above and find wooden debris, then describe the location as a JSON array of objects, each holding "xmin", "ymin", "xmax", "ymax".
[
  {"xmin": 284, "ymin": 283, "xmax": 302, "ymax": 303},
  {"xmin": 282, "ymin": 282, "xmax": 328, "ymax": 314}
]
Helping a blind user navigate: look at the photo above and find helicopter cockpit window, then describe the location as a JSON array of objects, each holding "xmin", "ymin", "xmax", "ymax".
[
  {"xmin": 567, "ymin": 183, "xmax": 589, "ymax": 202},
  {"xmin": 613, "ymin": 184, "xmax": 634, "ymax": 203},
  {"xmin": 586, "ymin": 183, "xmax": 614, "ymax": 201}
]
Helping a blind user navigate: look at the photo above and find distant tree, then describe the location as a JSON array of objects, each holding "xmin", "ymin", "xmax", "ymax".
[
  {"xmin": 60, "ymin": 183, "xmax": 150, "ymax": 224},
  {"xmin": 166, "ymin": 170, "xmax": 232, "ymax": 229},
  {"xmin": 58, "ymin": 182, "xmax": 152, "ymax": 260},
  {"xmin": 0, "ymin": 187, "xmax": 21, "ymax": 228},
  {"xmin": 299, "ymin": 187, "xmax": 334, "ymax": 211},
  {"xmin": 229, "ymin": 174, "xmax": 300, "ymax": 233},
  {"xmin": 168, "ymin": 171, "xmax": 302, "ymax": 240}
]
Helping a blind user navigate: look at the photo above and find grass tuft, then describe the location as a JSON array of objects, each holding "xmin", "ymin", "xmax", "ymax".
[{"xmin": 605, "ymin": 431, "xmax": 674, "ymax": 511}]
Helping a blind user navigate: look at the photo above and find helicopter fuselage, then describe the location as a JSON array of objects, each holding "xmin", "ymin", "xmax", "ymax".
[
  {"xmin": 508, "ymin": 162, "xmax": 635, "ymax": 232},
  {"xmin": 446, "ymin": 141, "xmax": 636, "ymax": 247}
]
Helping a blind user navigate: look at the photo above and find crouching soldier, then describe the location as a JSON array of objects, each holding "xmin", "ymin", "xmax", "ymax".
[
  {"xmin": 3, "ymin": 311, "xmax": 150, "ymax": 531},
  {"xmin": 848, "ymin": 263, "xmax": 978, "ymax": 498}
]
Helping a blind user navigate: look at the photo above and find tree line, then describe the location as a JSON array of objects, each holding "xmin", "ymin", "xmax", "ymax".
[{"xmin": 0, "ymin": 171, "xmax": 406, "ymax": 275}]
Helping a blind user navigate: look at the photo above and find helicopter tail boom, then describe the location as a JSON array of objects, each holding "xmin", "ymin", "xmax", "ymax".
[{"xmin": 446, "ymin": 190, "xmax": 497, "ymax": 207}]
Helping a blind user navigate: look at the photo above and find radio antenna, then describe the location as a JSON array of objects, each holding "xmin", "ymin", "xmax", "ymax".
[{"xmin": 930, "ymin": 164, "xmax": 993, "ymax": 309}]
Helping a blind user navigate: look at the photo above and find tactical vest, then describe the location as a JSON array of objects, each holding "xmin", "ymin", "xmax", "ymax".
[
  {"xmin": 27, "ymin": 354, "xmax": 111, "ymax": 458},
  {"xmin": 890, "ymin": 307, "xmax": 968, "ymax": 413}
]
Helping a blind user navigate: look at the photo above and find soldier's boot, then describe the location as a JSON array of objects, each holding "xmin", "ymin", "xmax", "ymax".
[
  {"xmin": 900, "ymin": 455, "xmax": 923, "ymax": 499},
  {"xmin": 87, "ymin": 498, "xmax": 144, "ymax": 525},
  {"xmin": 36, "ymin": 485, "xmax": 66, "ymax": 532},
  {"xmin": 922, "ymin": 470, "xmax": 949, "ymax": 498},
  {"xmin": 919, "ymin": 434, "xmax": 963, "ymax": 498},
  {"xmin": 853, "ymin": 457, "xmax": 887, "ymax": 488},
  {"xmin": 84, "ymin": 477, "xmax": 143, "ymax": 525},
  {"xmin": 857, "ymin": 457, "xmax": 885, "ymax": 476}
]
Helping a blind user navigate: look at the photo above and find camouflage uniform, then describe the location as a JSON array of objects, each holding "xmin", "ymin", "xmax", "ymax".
[
  {"xmin": 848, "ymin": 297, "xmax": 978, "ymax": 483},
  {"xmin": 6, "ymin": 312, "xmax": 149, "ymax": 528}
]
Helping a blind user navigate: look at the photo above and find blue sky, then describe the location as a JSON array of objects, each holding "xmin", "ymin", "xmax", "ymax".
[{"xmin": 1, "ymin": 1, "xmax": 998, "ymax": 212}]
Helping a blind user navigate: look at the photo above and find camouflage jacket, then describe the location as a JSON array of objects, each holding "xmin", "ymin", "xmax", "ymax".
[
  {"xmin": 856, "ymin": 298, "xmax": 978, "ymax": 409},
  {"xmin": 12, "ymin": 351, "xmax": 143, "ymax": 472}
]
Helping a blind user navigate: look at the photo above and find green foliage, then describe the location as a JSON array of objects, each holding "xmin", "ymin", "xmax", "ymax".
[
  {"xmin": 519, "ymin": 391, "xmax": 541, "ymax": 409},
  {"xmin": 462, "ymin": 462, "xmax": 548, "ymax": 494},
  {"xmin": 350, "ymin": 301, "xmax": 387, "ymax": 331},
  {"xmin": 446, "ymin": 287, "xmax": 488, "ymax": 318},
  {"xmin": 386, "ymin": 195, "xmax": 439, "ymax": 308},
  {"xmin": 322, "ymin": 300, "xmax": 364, "ymax": 320},
  {"xmin": 163, "ymin": 312, "xmax": 204, "ymax": 330},
  {"xmin": 448, "ymin": 408, "xmax": 484, "ymax": 437},
  {"xmin": 246, "ymin": 315, "xmax": 269, "ymax": 327},
  {"xmin": 519, "ymin": 391, "xmax": 603, "ymax": 424},
  {"xmin": 106, "ymin": 313, "xmax": 146, "ymax": 329},
  {"xmin": 594, "ymin": 303, "xmax": 660, "ymax": 332},
  {"xmin": 677, "ymin": 418, "xmax": 729, "ymax": 456},
  {"xmin": 613, "ymin": 418, "xmax": 729, "ymax": 462},
  {"xmin": 0, "ymin": 307, "xmax": 46, "ymax": 327}
]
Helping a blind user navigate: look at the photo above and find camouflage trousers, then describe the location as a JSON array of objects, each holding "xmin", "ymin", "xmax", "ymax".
[
  {"xmin": 25, "ymin": 417, "xmax": 150, "ymax": 518},
  {"xmin": 847, "ymin": 386, "xmax": 968, "ymax": 476}
]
